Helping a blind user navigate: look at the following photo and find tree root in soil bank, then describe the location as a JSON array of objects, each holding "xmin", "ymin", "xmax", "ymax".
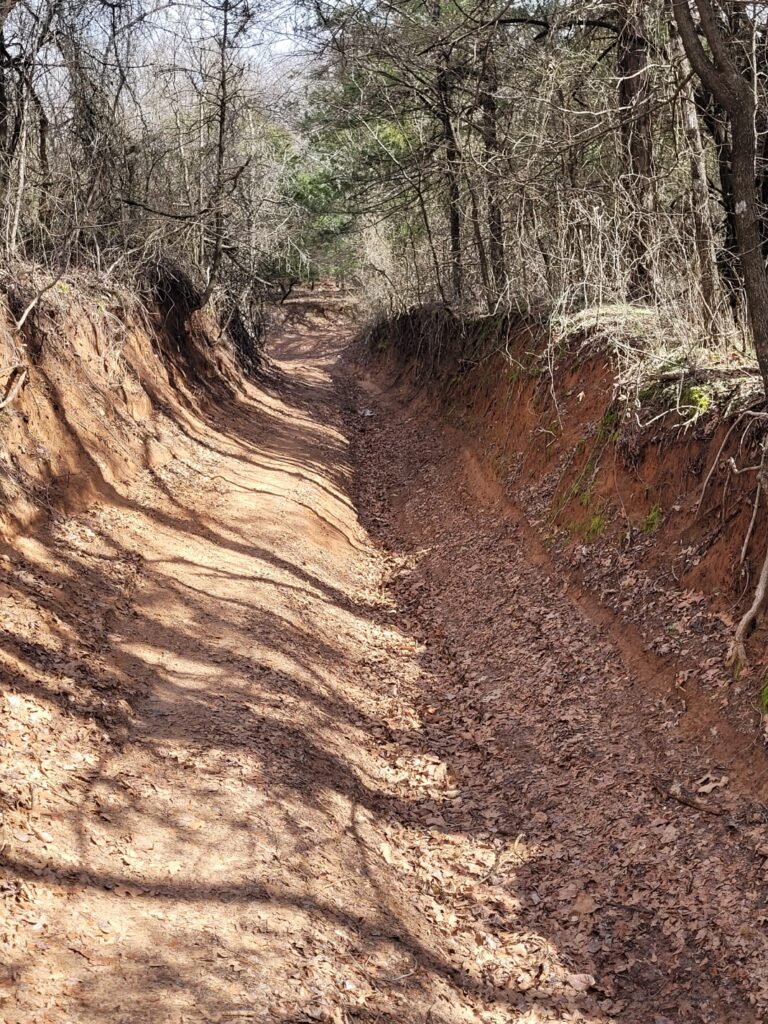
[
  {"xmin": 0, "ymin": 364, "xmax": 27, "ymax": 409},
  {"xmin": 727, "ymin": 445, "xmax": 768, "ymax": 672},
  {"xmin": 698, "ymin": 414, "xmax": 768, "ymax": 672}
]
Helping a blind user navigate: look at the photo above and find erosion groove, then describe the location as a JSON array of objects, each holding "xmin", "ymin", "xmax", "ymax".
[{"xmin": 1, "ymin": 309, "xmax": 768, "ymax": 1024}]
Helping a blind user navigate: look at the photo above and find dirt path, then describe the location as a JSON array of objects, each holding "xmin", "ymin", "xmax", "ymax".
[{"xmin": 2, "ymin": 313, "xmax": 768, "ymax": 1024}]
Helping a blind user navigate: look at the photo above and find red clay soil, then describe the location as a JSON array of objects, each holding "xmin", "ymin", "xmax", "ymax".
[
  {"xmin": 2, "ymin": 307, "xmax": 768, "ymax": 1023},
  {"xmin": 369, "ymin": 311, "xmax": 768, "ymax": 738}
]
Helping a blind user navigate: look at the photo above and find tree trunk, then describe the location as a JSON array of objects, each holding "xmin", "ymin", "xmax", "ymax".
[
  {"xmin": 437, "ymin": 74, "xmax": 463, "ymax": 302},
  {"xmin": 668, "ymin": 14, "xmax": 721, "ymax": 337},
  {"xmin": 617, "ymin": 1, "xmax": 655, "ymax": 301},
  {"xmin": 466, "ymin": 173, "xmax": 492, "ymax": 310},
  {"xmin": 672, "ymin": 0, "xmax": 768, "ymax": 391},
  {"xmin": 198, "ymin": 0, "xmax": 230, "ymax": 310},
  {"xmin": 697, "ymin": 87, "xmax": 741, "ymax": 310},
  {"xmin": 432, "ymin": 2, "xmax": 462, "ymax": 304},
  {"xmin": 730, "ymin": 103, "xmax": 768, "ymax": 382},
  {"xmin": 479, "ymin": 45, "xmax": 504, "ymax": 295}
]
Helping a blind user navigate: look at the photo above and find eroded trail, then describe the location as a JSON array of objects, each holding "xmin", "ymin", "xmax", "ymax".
[{"xmin": 3, "ymin": 316, "xmax": 768, "ymax": 1024}]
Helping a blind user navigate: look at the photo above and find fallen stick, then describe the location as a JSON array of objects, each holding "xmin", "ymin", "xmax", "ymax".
[{"xmin": 652, "ymin": 776, "xmax": 723, "ymax": 816}]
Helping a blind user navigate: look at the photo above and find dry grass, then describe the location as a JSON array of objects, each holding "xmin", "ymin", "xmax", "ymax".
[{"xmin": 549, "ymin": 302, "xmax": 763, "ymax": 425}]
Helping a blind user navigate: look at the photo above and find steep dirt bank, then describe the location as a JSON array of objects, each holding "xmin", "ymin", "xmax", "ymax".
[
  {"xmin": 0, "ymin": 269, "xmax": 243, "ymax": 537},
  {"xmin": 2, "ymin": 305, "xmax": 768, "ymax": 1024},
  {"xmin": 365, "ymin": 307, "xmax": 768, "ymax": 737}
]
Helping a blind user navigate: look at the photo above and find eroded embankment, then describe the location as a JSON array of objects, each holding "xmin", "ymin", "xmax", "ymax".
[
  {"xmin": 0, "ymin": 267, "xmax": 248, "ymax": 538},
  {"xmin": 0, "ymin": 270, "xmax": 259, "ymax": 763},
  {"xmin": 364, "ymin": 306, "xmax": 768, "ymax": 742}
]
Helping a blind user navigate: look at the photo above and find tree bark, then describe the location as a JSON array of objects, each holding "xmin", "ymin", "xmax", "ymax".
[
  {"xmin": 697, "ymin": 91, "xmax": 740, "ymax": 309},
  {"xmin": 466, "ymin": 171, "xmax": 492, "ymax": 309},
  {"xmin": 617, "ymin": 0, "xmax": 655, "ymax": 301},
  {"xmin": 672, "ymin": 0, "xmax": 768, "ymax": 392},
  {"xmin": 668, "ymin": 13, "xmax": 721, "ymax": 337},
  {"xmin": 479, "ymin": 44, "xmax": 504, "ymax": 295},
  {"xmin": 198, "ymin": 0, "xmax": 231, "ymax": 310},
  {"xmin": 431, "ymin": 3, "xmax": 463, "ymax": 303},
  {"xmin": 437, "ymin": 64, "xmax": 463, "ymax": 302}
]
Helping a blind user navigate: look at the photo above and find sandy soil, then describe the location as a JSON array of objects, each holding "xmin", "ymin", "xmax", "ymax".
[{"xmin": 2, "ymin": 309, "xmax": 768, "ymax": 1023}]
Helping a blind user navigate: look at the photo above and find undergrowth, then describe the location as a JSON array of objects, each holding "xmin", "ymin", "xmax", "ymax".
[
  {"xmin": 642, "ymin": 503, "xmax": 663, "ymax": 534},
  {"xmin": 585, "ymin": 511, "xmax": 607, "ymax": 541},
  {"xmin": 549, "ymin": 304, "xmax": 762, "ymax": 428}
]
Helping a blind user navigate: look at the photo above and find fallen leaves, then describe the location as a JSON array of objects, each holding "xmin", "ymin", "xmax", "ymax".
[
  {"xmin": 696, "ymin": 772, "xmax": 729, "ymax": 794},
  {"xmin": 564, "ymin": 972, "xmax": 596, "ymax": 992},
  {"xmin": 572, "ymin": 893, "xmax": 598, "ymax": 915},
  {"xmin": 2, "ymin": 321, "xmax": 768, "ymax": 1024}
]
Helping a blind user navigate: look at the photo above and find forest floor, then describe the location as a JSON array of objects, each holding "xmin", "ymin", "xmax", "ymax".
[{"xmin": 2, "ymin": 305, "xmax": 768, "ymax": 1024}]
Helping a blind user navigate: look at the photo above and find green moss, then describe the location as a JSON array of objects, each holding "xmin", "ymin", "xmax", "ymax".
[
  {"xmin": 760, "ymin": 682, "xmax": 768, "ymax": 714},
  {"xmin": 585, "ymin": 511, "xmax": 607, "ymax": 541},
  {"xmin": 504, "ymin": 363, "xmax": 521, "ymax": 386},
  {"xmin": 638, "ymin": 381, "xmax": 662, "ymax": 404},
  {"xmin": 642, "ymin": 502, "xmax": 663, "ymax": 534},
  {"xmin": 550, "ymin": 441, "xmax": 606, "ymax": 522},
  {"xmin": 681, "ymin": 384, "xmax": 710, "ymax": 415},
  {"xmin": 639, "ymin": 381, "xmax": 711, "ymax": 422},
  {"xmin": 597, "ymin": 403, "xmax": 621, "ymax": 442}
]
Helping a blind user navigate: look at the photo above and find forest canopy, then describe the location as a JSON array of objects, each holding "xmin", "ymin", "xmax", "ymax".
[
  {"xmin": 5, "ymin": 0, "xmax": 768, "ymax": 388},
  {"xmin": 298, "ymin": 0, "xmax": 768, "ymax": 392}
]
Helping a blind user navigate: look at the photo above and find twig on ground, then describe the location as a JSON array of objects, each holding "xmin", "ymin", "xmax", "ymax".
[{"xmin": 652, "ymin": 776, "xmax": 723, "ymax": 816}]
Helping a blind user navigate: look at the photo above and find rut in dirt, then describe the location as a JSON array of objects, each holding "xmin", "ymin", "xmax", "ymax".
[{"xmin": 3, "ymin": 311, "xmax": 768, "ymax": 1024}]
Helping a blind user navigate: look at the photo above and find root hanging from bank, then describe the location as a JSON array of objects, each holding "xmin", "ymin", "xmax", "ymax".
[{"xmin": 729, "ymin": 445, "xmax": 768, "ymax": 671}]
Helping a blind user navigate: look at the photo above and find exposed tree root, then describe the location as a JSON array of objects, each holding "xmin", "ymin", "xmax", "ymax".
[
  {"xmin": 0, "ymin": 364, "xmax": 28, "ymax": 410},
  {"xmin": 695, "ymin": 413, "xmax": 768, "ymax": 671},
  {"xmin": 652, "ymin": 776, "xmax": 724, "ymax": 817},
  {"xmin": 730, "ymin": 535, "xmax": 768, "ymax": 672},
  {"xmin": 729, "ymin": 447, "xmax": 768, "ymax": 671}
]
